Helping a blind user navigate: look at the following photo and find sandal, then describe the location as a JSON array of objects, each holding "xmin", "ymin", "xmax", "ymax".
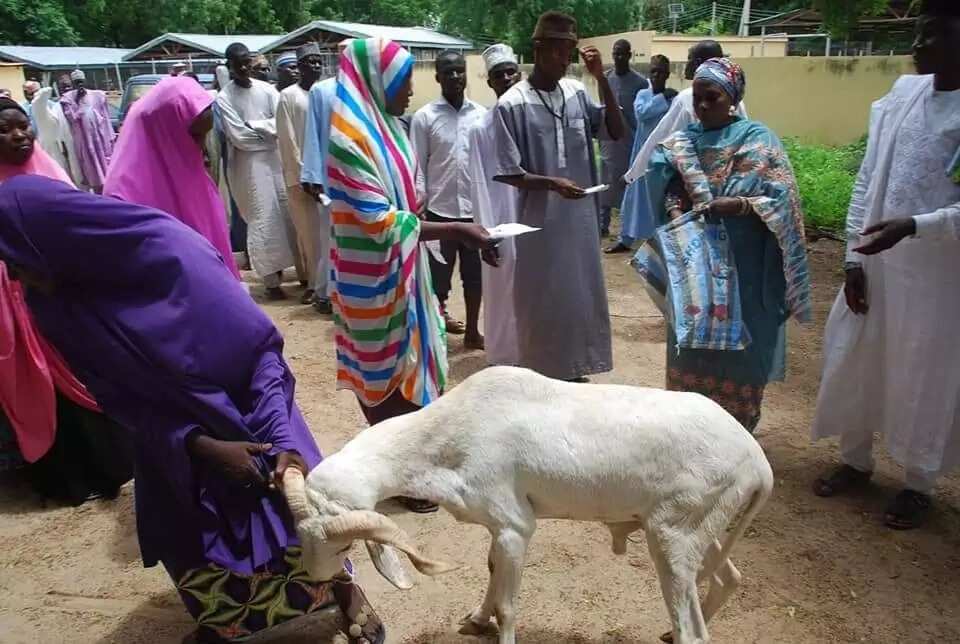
[
  {"xmin": 444, "ymin": 312, "xmax": 466, "ymax": 335},
  {"xmin": 884, "ymin": 489, "xmax": 931, "ymax": 530},
  {"xmin": 813, "ymin": 464, "xmax": 872, "ymax": 498},
  {"xmin": 397, "ymin": 496, "xmax": 439, "ymax": 514},
  {"xmin": 300, "ymin": 288, "xmax": 315, "ymax": 305},
  {"xmin": 332, "ymin": 580, "xmax": 386, "ymax": 644}
]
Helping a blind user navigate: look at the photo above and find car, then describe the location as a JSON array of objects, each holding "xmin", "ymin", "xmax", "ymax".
[{"xmin": 115, "ymin": 73, "xmax": 215, "ymax": 130}]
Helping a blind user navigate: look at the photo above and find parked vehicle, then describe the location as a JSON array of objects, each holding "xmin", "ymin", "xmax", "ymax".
[{"xmin": 114, "ymin": 73, "xmax": 215, "ymax": 130}]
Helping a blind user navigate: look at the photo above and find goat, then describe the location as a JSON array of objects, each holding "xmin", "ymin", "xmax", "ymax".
[{"xmin": 283, "ymin": 366, "xmax": 773, "ymax": 644}]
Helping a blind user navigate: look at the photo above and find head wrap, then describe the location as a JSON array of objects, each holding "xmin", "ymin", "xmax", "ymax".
[
  {"xmin": 297, "ymin": 43, "xmax": 321, "ymax": 61},
  {"xmin": 70, "ymin": 69, "xmax": 85, "ymax": 82},
  {"xmin": 327, "ymin": 38, "xmax": 446, "ymax": 407},
  {"xmin": 694, "ymin": 57, "xmax": 746, "ymax": 105},
  {"xmin": 102, "ymin": 76, "xmax": 239, "ymax": 279},
  {"xmin": 532, "ymin": 11, "xmax": 578, "ymax": 42},
  {"xmin": 482, "ymin": 44, "xmax": 518, "ymax": 72},
  {"xmin": 276, "ymin": 51, "xmax": 297, "ymax": 67}
]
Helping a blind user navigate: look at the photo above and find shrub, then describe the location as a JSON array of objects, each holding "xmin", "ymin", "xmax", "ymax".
[{"xmin": 784, "ymin": 138, "xmax": 866, "ymax": 234}]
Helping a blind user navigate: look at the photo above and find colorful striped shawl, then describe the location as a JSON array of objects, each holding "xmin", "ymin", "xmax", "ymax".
[{"xmin": 328, "ymin": 37, "xmax": 447, "ymax": 407}]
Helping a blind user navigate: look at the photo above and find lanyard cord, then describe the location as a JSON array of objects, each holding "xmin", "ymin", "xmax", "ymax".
[{"xmin": 533, "ymin": 85, "xmax": 566, "ymax": 124}]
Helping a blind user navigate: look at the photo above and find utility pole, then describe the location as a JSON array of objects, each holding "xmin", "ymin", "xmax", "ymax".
[
  {"xmin": 739, "ymin": 0, "xmax": 752, "ymax": 36},
  {"xmin": 711, "ymin": 2, "xmax": 718, "ymax": 35},
  {"xmin": 638, "ymin": 0, "xmax": 645, "ymax": 30}
]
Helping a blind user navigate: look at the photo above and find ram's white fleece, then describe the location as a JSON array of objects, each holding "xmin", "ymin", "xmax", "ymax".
[{"xmin": 299, "ymin": 366, "xmax": 774, "ymax": 644}]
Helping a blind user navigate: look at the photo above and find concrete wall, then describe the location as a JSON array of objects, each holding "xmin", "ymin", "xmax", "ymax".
[
  {"xmin": 0, "ymin": 64, "xmax": 26, "ymax": 102},
  {"xmin": 579, "ymin": 32, "xmax": 787, "ymax": 63},
  {"xmin": 408, "ymin": 55, "xmax": 912, "ymax": 146}
]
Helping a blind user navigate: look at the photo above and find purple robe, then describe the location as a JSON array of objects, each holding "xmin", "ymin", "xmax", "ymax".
[
  {"xmin": 59, "ymin": 89, "xmax": 115, "ymax": 189},
  {"xmin": 0, "ymin": 176, "xmax": 322, "ymax": 575}
]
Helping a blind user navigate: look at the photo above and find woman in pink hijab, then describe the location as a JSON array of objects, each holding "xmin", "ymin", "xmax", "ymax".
[
  {"xmin": 0, "ymin": 97, "xmax": 132, "ymax": 504},
  {"xmin": 104, "ymin": 76, "xmax": 241, "ymax": 279}
]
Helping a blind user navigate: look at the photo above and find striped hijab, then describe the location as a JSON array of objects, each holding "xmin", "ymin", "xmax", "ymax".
[{"xmin": 327, "ymin": 37, "xmax": 446, "ymax": 408}]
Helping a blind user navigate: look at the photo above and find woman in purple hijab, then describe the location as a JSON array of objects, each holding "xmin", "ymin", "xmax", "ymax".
[{"xmin": 0, "ymin": 175, "xmax": 384, "ymax": 644}]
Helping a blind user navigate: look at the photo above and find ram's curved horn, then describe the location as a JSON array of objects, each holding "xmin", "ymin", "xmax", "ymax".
[
  {"xmin": 282, "ymin": 468, "xmax": 317, "ymax": 522},
  {"xmin": 321, "ymin": 510, "xmax": 458, "ymax": 576}
]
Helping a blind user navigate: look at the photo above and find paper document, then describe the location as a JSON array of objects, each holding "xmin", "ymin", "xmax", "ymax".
[
  {"xmin": 318, "ymin": 193, "xmax": 332, "ymax": 207},
  {"xmin": 583, "ymin": 184, "xmax": 610, "ymax": 195},
  {"xmin": 486, "ymin": 223, "xmax": 541, "ymax": 240}
]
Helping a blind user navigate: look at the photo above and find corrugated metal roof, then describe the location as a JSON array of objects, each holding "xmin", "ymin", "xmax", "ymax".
[
  {"xmin": 123, "ymin": 33, "xmax": 282, "ymax": 61},
  {"xmin": 263, "ymin": 20, "xmax": 472, "ymax": 52},
  {"xmin": 0, "ymin": 46, "xmax": 131, "ymax": 69}
]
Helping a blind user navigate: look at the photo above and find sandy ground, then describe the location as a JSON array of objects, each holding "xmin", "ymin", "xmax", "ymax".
[{"xmin": 2, "ymin": 234, "xmax": 959, "ymax": 644}]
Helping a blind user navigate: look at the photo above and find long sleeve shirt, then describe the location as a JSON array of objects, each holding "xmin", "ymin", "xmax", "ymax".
[
  {"xmin": 276, "ymin": 83, "xmax": 311, "ymax": 189},
  {"xmin": 300, "ymin": 77, "xmax": 337, "ymax": 189},
  {"xmin": 409, "ymin": 98, "xmax": 486, "ymax": 219}
]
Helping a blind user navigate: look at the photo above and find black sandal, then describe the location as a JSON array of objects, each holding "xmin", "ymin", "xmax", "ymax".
[
  {"xmin": 884, "ymin": 490, "xmax": 931, "ymax": 530},
  {"xmin": 333, "ymin": 579, "xmax": 386, "ymax": 644},
  {"xmin": 813, "ymin": 464, "xmax": 872, "ymax": 498}
]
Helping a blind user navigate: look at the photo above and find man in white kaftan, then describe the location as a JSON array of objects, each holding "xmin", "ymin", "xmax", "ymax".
[
  {"xmin": 811, "ymin": 6, "xmax": 960, "ymax": 530},
  {"xmin": 624, "ymin": 41, "xmax": 746, "ymax": 186},
  {"xmin": 277, "ymin": 44, "xmax": 329, "ymax": 306},
  {"xmin": 467, "ymin": 44, "xmax": 522, "ymax": 366},
  {"xmin": 217, "ymin": 43, "xmax": 295, "ymax": 298},
  {"xmin": 30, "ymin": 85, "xmax": 81, "ymax": 184}
]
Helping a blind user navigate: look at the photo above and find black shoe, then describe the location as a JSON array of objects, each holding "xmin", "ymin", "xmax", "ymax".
[
  {"xmin": 313, "ymin": 297, "xmax": 333, "ymax": 314},
  {"xmin": 605, "ymin": 243, "xmax": 633, "ymax": 254}
]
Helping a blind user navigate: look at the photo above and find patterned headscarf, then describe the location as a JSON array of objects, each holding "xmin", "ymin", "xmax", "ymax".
[
  {"xmin": 694, "ymin": 57, "xmax": 746, "ymax": 105},
  {"xmin": 327, "ymin": 38, "xmax": 446, "ymax": 408}
]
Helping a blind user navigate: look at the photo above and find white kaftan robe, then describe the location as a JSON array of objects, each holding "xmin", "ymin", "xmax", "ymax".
[
  {"xmin": 493, "ymin": 79, "xmax": 613, "ymax": 380},
  {"xmin": 216, "ymin": 79, "xmax": 295, "ymax": 284},
  {"xmin": 812, "ymin": 75, "xmax": 960, "ymax": 489},
  {"xmin": 31, "ymin": 87, "xmax": 82, "ymax": 185},
  {"xmin": 277, "ymin": 83, "xmax": 328, "ymax": 293},
  {"xmin": 468, "ymin": 109, "xmax": 520, "ymax": 366}
]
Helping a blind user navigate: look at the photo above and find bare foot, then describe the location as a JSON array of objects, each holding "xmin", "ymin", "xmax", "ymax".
[{"xmin": 464, "ymin": 333, "xmax": 485, "ymax": 351}]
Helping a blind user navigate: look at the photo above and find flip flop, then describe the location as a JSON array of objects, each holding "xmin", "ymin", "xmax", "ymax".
[
  {"xmin": 813, "ymin": 464, "xmax": 872, "ymax": 498},
  {"xmin": 444, "ymin": 314, "xmax": 466, "ymax": 335},
  {"xmin": 884, "ymin": 490, "xmax": 931, "ymax": 530}
]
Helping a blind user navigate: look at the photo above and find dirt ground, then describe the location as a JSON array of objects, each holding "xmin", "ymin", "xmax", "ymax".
[{"xmin": 1, "ymin": 234, "xmax": 959, "ymax": 644}]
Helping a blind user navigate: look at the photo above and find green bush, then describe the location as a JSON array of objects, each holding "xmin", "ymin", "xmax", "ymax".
[{"xmin": 784, "ymin": 137, "xmax": 866, "ymax": 234}]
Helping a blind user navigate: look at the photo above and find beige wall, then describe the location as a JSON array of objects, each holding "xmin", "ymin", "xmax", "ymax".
[
  {"xmin": 579, "ymin": 32, "xmax": 787, "ymax": 62},
  {"xmin": 0, "ymin": 64, "xmax": 26, "ymax": 102},
  {"xmin": 408, "ymin": 55, "xmax": 912, "ymax": 145}
]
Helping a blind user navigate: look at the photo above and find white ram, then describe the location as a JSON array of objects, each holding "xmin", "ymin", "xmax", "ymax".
[{"xmin": 283, "ymin": 366, "xmax": 773, "ymax": 644}]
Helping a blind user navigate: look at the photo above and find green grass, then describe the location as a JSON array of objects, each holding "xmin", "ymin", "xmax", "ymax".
[{"xmin": 784, "ymin": 137, "xmax": 866, "ymax": 234}]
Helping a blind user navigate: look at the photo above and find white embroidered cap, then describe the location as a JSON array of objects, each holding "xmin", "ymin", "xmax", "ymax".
[{"xmin": 482, "ymin": 44, "xmax": 517, "ymax": 73}]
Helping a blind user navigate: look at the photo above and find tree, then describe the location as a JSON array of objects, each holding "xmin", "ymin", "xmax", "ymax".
[
  {"xmin": 812, "ymin": 0, "xmax": 891, "ymax": 37},
  {"xmin": 0, "ymin": 0, "xmax": 78, "ymax": 45}
]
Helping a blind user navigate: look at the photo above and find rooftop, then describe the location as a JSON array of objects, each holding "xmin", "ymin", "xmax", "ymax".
[
  {"xmin": 123, "ymin": 33, "xmax": 282, "ymax": 61},
  {"xmin": 0, "ymin": 46, "xmax": 131, "ymax": 69},
  {"xmin": 263, "ymin": 20, "xmax": 473, "ymax": 52}
]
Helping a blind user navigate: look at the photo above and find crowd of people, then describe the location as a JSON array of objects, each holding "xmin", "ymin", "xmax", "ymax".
[{"xmin": 0, "ymin": 1, "xmax": 958, "ymax": 642}]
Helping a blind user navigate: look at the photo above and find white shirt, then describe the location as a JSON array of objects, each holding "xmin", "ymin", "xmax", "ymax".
[{"xmin": 410, "ymin": 98, "xmax": 486, "ymax": 219}]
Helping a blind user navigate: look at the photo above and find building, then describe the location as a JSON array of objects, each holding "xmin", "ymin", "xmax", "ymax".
[
  {"xmin": 262, "ymin": 20, "xmax": 473, "ymax": 61},
  {"xmin": 0, "ymin": 46, "xmax": 130, "ymax": 91},
  {"xmin": 0, "ymin": 63, "xmax": 26, "ymax": 101}
]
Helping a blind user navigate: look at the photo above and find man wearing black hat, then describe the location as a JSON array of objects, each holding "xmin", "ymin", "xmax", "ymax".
[
  {"xmin": 812, "ymin": 0, "xmax": 960, "ymax": 531},
  {"xmin": 277, "ymin": 43, "xmax": 328, "ymax": 307},
  {"xmin": 491, "ymin": 10, "xmax": 623, "ymax": 383}
]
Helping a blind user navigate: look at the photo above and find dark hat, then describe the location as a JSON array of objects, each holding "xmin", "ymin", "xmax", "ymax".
[
  {"xmin": 532, "ymin": 10, "xmax": 578, "ymax": 42},
  {"xmin": 297, "ymin": 42, "xmax": 322, "ymax": 61},
  {"xmin": 0, "ymin": 97, "xmax": 26, "ymax": 116}
]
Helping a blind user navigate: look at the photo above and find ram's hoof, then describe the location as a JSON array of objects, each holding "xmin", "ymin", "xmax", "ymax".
[
  {"xmin": 458, "ymin": 614, "xmax": 499, "ymax": 636},
  {"xmin": 659, "ymin": 631, "xmax": 674, "ymax": 643}
]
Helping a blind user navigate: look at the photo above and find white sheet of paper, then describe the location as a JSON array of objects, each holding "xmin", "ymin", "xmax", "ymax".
[
  {"xmin": 318, "ymin": 193, "xmax": 332, "ymax": 207},
  {"xmin": 583, "ymin": 184, "xmax": 610, "ymax": 195},
  {"xmin": 486, "ymin": 223, "xmax": 541, "ymax": 241}
]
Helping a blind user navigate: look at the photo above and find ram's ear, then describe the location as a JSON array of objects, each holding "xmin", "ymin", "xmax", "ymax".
[{"xmin": 365, "ymin": 542, "xmax": 415, "ymax": 590}]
